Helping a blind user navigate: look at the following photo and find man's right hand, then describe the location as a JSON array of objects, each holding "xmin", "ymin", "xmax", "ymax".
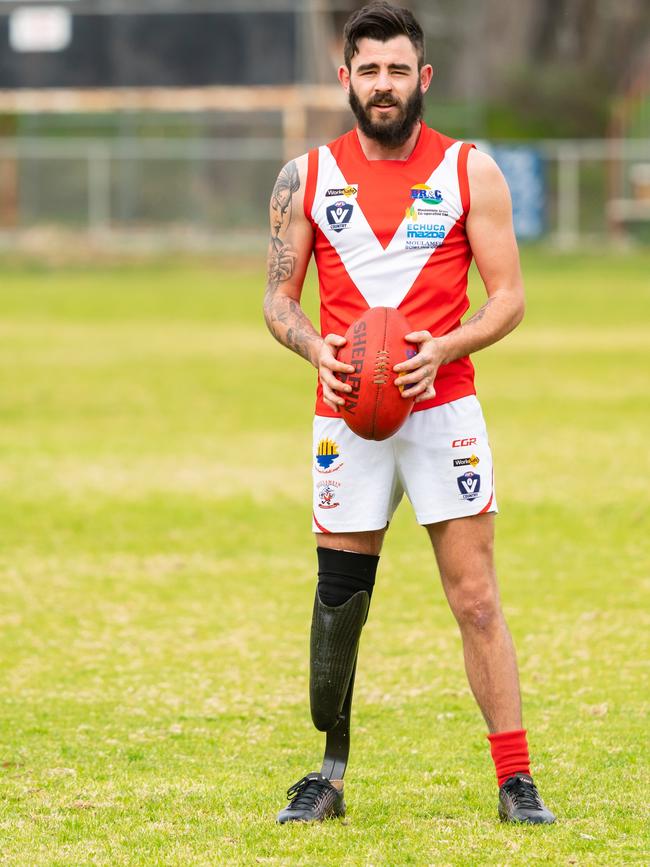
[{"xmin": 318, "ymin": 334, "xmax": 355, "ymax": 413}]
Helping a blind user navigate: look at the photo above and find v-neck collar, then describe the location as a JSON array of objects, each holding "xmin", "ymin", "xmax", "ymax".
[{"xmin": 351, "ymin": 120, "xmax": 427, "ymax": 167}]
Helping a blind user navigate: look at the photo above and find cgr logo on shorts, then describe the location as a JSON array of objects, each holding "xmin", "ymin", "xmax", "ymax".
[
  {"xmin": 326, "ymin": 200, "xmax": 353, "ymax": 233},
  {"xmin": 457, "ymin": 471, "xmax": 481, "ymax": 501}
]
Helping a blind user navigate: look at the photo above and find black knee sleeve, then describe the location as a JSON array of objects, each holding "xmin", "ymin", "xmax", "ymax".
[
  {"xmin": 316, "ymin": 547, "xmax": 379, "ymax": 607},
  {"xmin": 310, "ymin": 548, "xmax": 379, "ymax": 732}
]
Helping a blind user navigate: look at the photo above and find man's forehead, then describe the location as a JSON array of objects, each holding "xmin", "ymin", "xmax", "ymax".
[{"xmin": 351, "ymin": 35, "xmax": 419, "ymax": 69}]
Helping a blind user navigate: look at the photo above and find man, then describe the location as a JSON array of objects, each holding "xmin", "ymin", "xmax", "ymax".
[{"xmin": 264, "ymin": 1, "xmax": 555, "ymax": 826}]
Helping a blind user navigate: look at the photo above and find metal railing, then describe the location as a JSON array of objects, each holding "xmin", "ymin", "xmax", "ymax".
[{"xmin": 0, "ymin": 136, "xmax": 648, "ymax": 248}]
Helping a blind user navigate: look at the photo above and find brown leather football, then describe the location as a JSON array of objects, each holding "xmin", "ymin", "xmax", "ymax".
[{"xmin": 337, "ymin": 307, "xmax": 415, "ymax": 441}]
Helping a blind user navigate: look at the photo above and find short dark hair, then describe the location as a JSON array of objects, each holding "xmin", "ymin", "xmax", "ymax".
[{"xmin": 343, "ymin": 2, "xmax": 425, "ymax": 70}]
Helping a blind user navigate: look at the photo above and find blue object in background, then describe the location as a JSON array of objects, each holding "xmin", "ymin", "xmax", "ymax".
[{"xmin": 480, "ymin": 145, "xmax": 546, "ymax": 240}]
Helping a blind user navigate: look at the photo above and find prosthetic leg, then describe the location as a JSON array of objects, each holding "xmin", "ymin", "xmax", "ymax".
[
  {"xmin": 309, "ymin": 546, "xmax": 378, "ymax": 780},
  {"xmin": 310, "ymin": 590, "xmax": 369, "ymax": 779},
  {"xmin": 276, "ymin": 548, "xmax": 378, "ymax": 822}
]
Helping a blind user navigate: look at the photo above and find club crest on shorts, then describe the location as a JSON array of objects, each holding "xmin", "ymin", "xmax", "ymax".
[
  {"xmin": 317, "ymin": 479, "xmax": 341, "ymax": 509},
  {"xmin": 326, "ymin": 200, "xmax": 353, "ymax": 233},
  {"xmin": 457, "ymin": 471, "xmax": 481, "ymax": 501},
  {"xmin": 315, "ymin": 438, "xmax": 343, "ymax": 474}
]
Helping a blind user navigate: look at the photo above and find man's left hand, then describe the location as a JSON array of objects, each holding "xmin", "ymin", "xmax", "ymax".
[{"xmin": 393, "ymin": 330, "xmax": 445, "ymax": 403}]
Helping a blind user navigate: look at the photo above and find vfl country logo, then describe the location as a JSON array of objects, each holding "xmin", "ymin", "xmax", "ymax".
[
  {"xmin": 453, "ymin": 454, "xmax": 480, "ymax": 468},
  {"xmin": 410, "ymin": 184, "xmax": 443, "ymax": 205},
  {"xmin": 326, "ymin": 200, "xmax": 354, "ymax": 233},
  {"xmin": 457, "ymin": 471, "xmax": 481, "ymax": 501},
  {"xmin": 325, "ymin": 186, "xmax": 358, "ymax": 198},
  {"xmin": 317, "ymin": 480, "xmax": 341, "ymax": 509},
  {"xmin": 316, "ymin": 438, "xmax": 343, "ymax": 474}
]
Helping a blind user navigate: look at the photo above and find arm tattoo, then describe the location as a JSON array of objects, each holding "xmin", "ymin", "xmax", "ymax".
[
  {"xmin": 464, "ymin": 296, "xmax": 495, "ymax": 326},
  {"xmin": 264, "ymin": 161, "xmax": 320, "ymax": 365},
  {"xmin": 270, "ymin": 160, "xmax": 300, "ymax": 244}
]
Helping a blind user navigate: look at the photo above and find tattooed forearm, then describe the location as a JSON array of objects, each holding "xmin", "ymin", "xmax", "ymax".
[
  {"xmin": 264, "ymin": 234, "xmax": 320, "ymax": 364},
  {"xmin": 263, "ymin": 289, "xmax": 321, "ymax": 365},
  {"xmin": 464, "ymin": 296, "xmax": 495, "ymax": 326}
]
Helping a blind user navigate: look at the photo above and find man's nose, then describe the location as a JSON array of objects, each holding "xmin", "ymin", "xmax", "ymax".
[{"xmin": 374, "ymin": 69, "xmax": 393, "ymax": 92}]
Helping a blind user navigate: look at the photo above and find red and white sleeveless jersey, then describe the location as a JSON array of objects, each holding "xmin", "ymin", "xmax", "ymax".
[{"xmin": 303, "ymin": 121, "xmax": 477, "ymax": 417}]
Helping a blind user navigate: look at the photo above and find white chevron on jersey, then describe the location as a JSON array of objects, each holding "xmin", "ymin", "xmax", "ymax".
[{"xmin": 312, "ymin": 141, "xmax": 464, "ymax": 309}]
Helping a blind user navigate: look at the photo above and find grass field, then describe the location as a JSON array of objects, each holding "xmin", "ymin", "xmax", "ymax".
[{"xmin": 0, "ymin": 249, "xmax": 648, "ymax": 865}]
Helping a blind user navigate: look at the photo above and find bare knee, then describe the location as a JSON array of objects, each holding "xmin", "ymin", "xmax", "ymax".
[
  {"xmin": 315, "ymin": 527, "xmax": 387, "ymax": 556},
  {"xmin": 449, "ymin": 583, "xmax": 502, "ymax": 634}
]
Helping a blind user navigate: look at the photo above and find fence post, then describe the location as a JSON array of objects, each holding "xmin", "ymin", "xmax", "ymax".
[
  {"xmin": 555, "ymin": 143, "xmax": 580, "ymax": 248},
  {"xmin": 87, "ymin": 142, "xmax": 110, "ymax": 234}
]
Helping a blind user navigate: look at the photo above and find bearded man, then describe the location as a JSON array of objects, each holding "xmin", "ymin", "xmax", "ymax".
[{"xmin": 263, "ymin": 0, "xmax": 556, "ymax": 827}]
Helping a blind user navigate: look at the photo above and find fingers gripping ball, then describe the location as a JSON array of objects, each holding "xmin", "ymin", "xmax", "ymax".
[{"xmin": 337, "ymin": 307, "xmax": 415, "ymax": 441}]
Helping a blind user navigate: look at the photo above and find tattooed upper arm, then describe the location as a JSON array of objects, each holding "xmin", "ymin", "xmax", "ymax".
[
  {"xmin": 263, "ymin": 155, "xmax": 321, "ymax": 364},
  {"xmin": 265, "ymin": 155, "xmax": 312, "ymax": 301},
  {"xmin": 270, "ymin": 161, "xmax": 300, "ymax": 241}
]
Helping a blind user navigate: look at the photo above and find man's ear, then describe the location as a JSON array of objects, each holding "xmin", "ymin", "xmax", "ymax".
[
  {"xmin": 420, "ymin": 64, "xmax": 434, "ymax": 93},
  {"xmin": 338, "ymin": 65, "xmax": 350, "ymax": 92}
]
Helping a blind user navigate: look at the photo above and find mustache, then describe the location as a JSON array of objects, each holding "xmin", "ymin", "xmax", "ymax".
[{"xmin": 369, "ymin": 94, "xmax": 399, "ymax": 107}]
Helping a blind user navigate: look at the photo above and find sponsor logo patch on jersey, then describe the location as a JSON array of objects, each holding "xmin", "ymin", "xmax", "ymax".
[
  {"xmin": 405, "ymin": 222, "xmax": 446, "ymax": 249},
  {"xmin": 457, "ymin": 471, "xmax": 481, "ymax": 501},
  {"xmin": 406, "ymin": 206, "xmax": 450, "ymax": 221},
  {"xmin": 326, "ymin": 200, "xmax": 354, "ymax": 233},
  {"xmin": 315, "ymin": 438, "xmax": 343, "ymax": 474},
  {"xmin": 325, "ymin": 185, "xmax": 358, "ymax": 198},
  {"xmin": 410, "ymin": 184, "xmax": 443, "ymax": 205},
  {"xmin": 453, "ymin": 454, "xmax": 480, "ymax": 468}
]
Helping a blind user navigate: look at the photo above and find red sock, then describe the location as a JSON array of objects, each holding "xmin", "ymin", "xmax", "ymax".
[{"xmin": 487, "ymin": 728, "xmax": 531, "ymax": 787}]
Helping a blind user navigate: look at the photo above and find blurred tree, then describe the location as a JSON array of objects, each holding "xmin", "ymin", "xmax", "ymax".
[{"xmin": 480, "ymin": 0, "xmax": 650, "ymax": 138}]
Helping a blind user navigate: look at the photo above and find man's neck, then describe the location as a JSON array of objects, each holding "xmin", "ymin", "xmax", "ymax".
[{"xmin": 355, "ymin": 120, "xmax": 422, "ymax": 161}]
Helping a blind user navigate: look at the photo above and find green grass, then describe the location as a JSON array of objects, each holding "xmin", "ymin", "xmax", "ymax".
[{"xmin": 0, "ymin": 249, "xmax": 649, "ymax": 865}]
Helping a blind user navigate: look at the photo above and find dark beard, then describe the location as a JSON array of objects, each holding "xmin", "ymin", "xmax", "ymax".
[{"xmin": 349, "ymin": 82, "xmax": 423, "ymax": 148}]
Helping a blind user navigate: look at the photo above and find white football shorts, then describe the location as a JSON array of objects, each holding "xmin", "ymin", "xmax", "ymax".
[{"xmin": 311, "ymin": 395, "xmax": 497, "ymax": 533}]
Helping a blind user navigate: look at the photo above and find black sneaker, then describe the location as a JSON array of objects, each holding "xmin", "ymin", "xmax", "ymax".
[
  {"xmin": 498, "ymin": 773, "xmax": 556, "ymax": 824},
  {"xmin": 276, "ymin": 772, "xmax": 345, "ymax": 824}
]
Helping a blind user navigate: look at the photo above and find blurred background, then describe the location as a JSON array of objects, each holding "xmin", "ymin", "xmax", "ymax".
[
  {"xmin": 0, "ymin": 0, "xmax": 649, "ymax": 252},
  {"xmin": 1, "ymin": 4, "xmax": 649, "ymax": 861}
]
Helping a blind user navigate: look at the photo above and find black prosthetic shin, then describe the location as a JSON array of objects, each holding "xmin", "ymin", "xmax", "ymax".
[{"xmin": 310, "ymin": 547, "xmax": 379, "ymax": 780}]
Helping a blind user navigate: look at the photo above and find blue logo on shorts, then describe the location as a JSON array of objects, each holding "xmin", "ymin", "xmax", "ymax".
[{"xmin": 457, "ymin": 471, "xmax": 481, "ymax": 501}]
